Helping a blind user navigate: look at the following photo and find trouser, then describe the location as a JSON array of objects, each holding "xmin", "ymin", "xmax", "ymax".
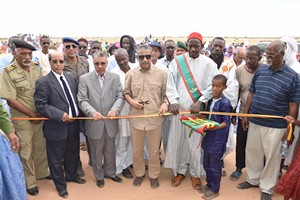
[
  {"xmin": 235, "ymin": 118, "xmax": 248, "ymax": 169},
  {"xmin": 246, "ymin": 122, "xmax": 286, "ymax": 194},
  {"xmin": 88, "ymin": 126, "xmax": 116, "ymax": 180},
  {"xmin": 46, "ymin": 121, "xmax": 79, "ymax": 192},
  {"xmin": 203, "ymin": 145, "xmax": 225, "ymax": 193},
  {"xmin": 14, "ymin": 120, "xmax": 49, "ymax": 189},
  {"xmin": 130, "ymin": 125, "xmax": 162, "ymax": 179}
]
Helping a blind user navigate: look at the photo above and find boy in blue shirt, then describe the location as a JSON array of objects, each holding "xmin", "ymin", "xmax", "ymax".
[{"xmin": 199, "ymin": 74, "xmax": 233, "ymax": 199}]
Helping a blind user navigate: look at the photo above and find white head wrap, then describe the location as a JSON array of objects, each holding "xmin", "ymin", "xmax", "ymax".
[{"xmin": 280, "ymin": 36, "xmax": 300, "ymax": 73}]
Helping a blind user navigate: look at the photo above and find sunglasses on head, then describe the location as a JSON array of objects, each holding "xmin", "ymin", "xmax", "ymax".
[
  {"xmin": 65, "ymin": 44, "xmax": 78, "ymax": 49},
  {"xmin": 42, "ymin": 42, "xmax": 50, "ymax": 45},
  {"xmin": 52, "ymin": 59, "xmax": 64, "ymax": 64},
  {"xmin": 138, "ymin": 55, "xmax": 151, "ymax": 60},
  {"xmin": 79, "ymin": 46, "xmax": 87, "ymax": 49}
]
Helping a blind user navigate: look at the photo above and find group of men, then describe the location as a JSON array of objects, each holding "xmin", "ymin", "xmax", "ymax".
[{"xmin": 0, "ymin": 32, "xmax": 300, "ymax": 200}]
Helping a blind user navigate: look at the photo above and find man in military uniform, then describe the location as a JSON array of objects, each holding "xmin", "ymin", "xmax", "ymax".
[{"xmin": 0, "ymin": 39, "xmax": 50, "ymax": 196}]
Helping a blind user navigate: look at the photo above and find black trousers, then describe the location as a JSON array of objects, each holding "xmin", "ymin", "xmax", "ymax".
[
  {"xmin": 46, "ymin": 121, "xmax": 80, "ymax": 192},
  {"xmin": 235, "ymin": 119, "xmax": 248, "ymax": 169}
]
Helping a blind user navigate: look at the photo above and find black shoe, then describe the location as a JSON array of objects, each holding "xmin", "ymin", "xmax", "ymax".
[
  {"xmin": 122, "ymin": 168, "xmax": 133, "ymax": 179},
  {"xmin": 237, "ymin": 181, "xmax": 258, "ymax": 189},
  {"xmin": 44, "ymin": 175, "xmax": 52, "ymax": 180},
  {"xmin": 133, "ymin": 175, "xmax": 145, "ymax": 186},
  {"xmin": 67, "ymin": 177, "xmax": 86, "ymax": 184},
  {"xmin": 261, "ymin": 192, "xmax": 271, "ymax": 200},
  {"xmin": 104, "ymin": 175, "xmax": 123, "ymax": 183},
  {"xmin": 58, "ymin": 190, "xmax": 69, "ymax": 198},
  {"xmin": 77, "ymin": 167, "xmax": 84, "ymax": 177},
  {"xmin": 96, "ymin": 179, "xmax": 105, "ymax": 188},
  {"xmin": 150, "ymin": 178, "xmax": 160, "ymax": 189},
  {"xmin": 27, "ymin": 186, "xmax": 39, "ymax": 196}
]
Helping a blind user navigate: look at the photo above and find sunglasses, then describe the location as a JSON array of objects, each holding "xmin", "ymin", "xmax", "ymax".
[
  {"xmin": 79, "ymin": 46, "xmax": 87, "ymax": 49},
  {"xmin": 92, "ymin": 47, "xmax": 101, "ymax": 50},
  {"xmin": 42, "ymin": 42, "xmax": 50, "ymax": 45},
  {"xmin": 52, "ymin": 59, "xmax": 64, "ymax": 64},
  {"xmin": 65, "ymin": 44, "xmax": 78, "ymax": 49},
  {"xmin": 138, "ymin": 55, "xmax": 151, "ymax": 60}
]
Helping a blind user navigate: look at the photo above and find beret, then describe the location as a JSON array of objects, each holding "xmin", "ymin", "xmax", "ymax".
[
  {"xmin": 11, "ymin": 39, "xmax": 36, "ymax": 50},
  {"xmin": 177, "ymin": 41, "xmax": 187, "ymax": 51},
  {"xmin": 62, "ymin": 37, "xmax": 79, "ymax": 46},
  {"xmin": 77, "ymin": 38, "xmax": 88, "ymax": 45},
  {"xmin": 187, "ymin": 32, "xmax": 203, "ymax": 42},
  {"xmin": 149, "ymin": 41, "xmax": 161, "ymax": 49}
]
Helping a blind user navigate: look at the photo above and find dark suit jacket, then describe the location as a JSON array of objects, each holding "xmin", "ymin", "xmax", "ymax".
[{"xmin": 34, "ymin": 71, "xmax": 78, "ymax": 141}]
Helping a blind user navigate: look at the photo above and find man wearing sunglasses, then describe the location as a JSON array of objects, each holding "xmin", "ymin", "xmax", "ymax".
[
  {"xmin": 77, "ymin": 38, "xmax": 89, "ymax": 59},
  {"xmin": 35, "ymin": 51, "xmax": 86, "ymax": 198},
  {"xmin": 62, "ymin": 37, "xmax": 89, "ymax": 178},
  {"xmin": 33, "ymin": 35, "xmax": 53, "ymax": 76},
  {"xmin": 124, "ymin": 44, "xmax": 168, "ymax": 189}
]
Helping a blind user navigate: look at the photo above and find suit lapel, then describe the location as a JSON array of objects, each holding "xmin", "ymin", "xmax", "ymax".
[
  {"xmin": 49, "ymin": 72, "xmax": 68, "ymax": 104},
  {"xmin": 91, "ymin": 72, "xmax": 102, "ymax": 95},
  {"xmin": 101, "ymin": 73, "xmax": 111, "ymax": 96}
]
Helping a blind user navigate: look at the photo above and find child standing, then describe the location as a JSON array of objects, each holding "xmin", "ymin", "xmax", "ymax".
[{"xmin": 199, "ymin": 74, "xmax": 233, "ymax": 199}]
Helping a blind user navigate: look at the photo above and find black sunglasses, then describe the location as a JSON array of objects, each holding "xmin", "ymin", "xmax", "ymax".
[
  {"xmin": 52, "ymin": 59, "xmax": 64, "ymax": 64},
  {"xmin": 65, "ymin": 44, "xmax": 78, "ymax": 49},
  {"xmin": 92, "ymin": 47, "xmax": 101, "ymax": 50},
  {"xmin": 79, "ymin": 46, "xmax": 87, "ymax": 49},
  {"xmin": 138, "ymin": 55, "xmax": 151, "ymax": 60},
  {"xmin": 42, "ymin": 42, "xmax": 50, "ymax": 45}
]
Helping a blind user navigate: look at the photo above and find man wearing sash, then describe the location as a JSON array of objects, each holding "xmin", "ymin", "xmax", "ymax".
[{"xmin": 164, "ymin": 32, "xmax": 219, "ymax": 190}]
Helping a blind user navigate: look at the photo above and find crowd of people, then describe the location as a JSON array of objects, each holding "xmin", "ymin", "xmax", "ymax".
[{"xmin": 0, "ymin": 32, "xmax": 300, "ymax": 200}]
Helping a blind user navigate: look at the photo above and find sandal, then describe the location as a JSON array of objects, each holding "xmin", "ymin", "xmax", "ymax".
[
  {"xmin": 230, "ymin": 171, "xmax": 242, "ymax": 181},
  {"xmin": 202, "ymin": 190, "xmax": 219, "ymax": 200},
  {"xmin": 198, "ymin": 185, "xmax": 211, "ymax": 194},
  {"xmin": 171, "ymin": 174, "xmax": 185, "ymax": 187},
  {"xmin": 191, "ymin": 177, "xmax": 202, "ymax": 190}
]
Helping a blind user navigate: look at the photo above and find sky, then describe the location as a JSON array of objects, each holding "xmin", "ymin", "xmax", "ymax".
[{"xmin": 1, "ymin": 0, "xmax": 299, "ymax": 39}]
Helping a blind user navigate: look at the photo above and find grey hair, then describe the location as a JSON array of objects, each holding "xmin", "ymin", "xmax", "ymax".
[
  {"xmin": 114, "ymin": 48, "xmax": 129, "ymax": 57},
  {"xmin": 137, "ymin": 44, "xmax": 152, "ymax": 54},
  {"xmin": 92, "ymin": 51, "xmax": 107, "ymax": 59}
]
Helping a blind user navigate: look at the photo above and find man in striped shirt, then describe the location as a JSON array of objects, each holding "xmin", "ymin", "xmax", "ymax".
[{"xmin": 237, "ymin": 40, "xmax": 300, "ymax": 200}]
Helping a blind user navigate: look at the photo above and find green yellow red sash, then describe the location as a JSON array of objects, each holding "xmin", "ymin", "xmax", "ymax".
[{"xmin": 175, "ymin": 54, "xmax": 202, "ymax": 103}]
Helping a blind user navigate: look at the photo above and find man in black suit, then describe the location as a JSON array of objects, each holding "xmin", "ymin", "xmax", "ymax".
[{"xmin": 34, "ymin": 51, "xmax": 86, "ymax": 198}]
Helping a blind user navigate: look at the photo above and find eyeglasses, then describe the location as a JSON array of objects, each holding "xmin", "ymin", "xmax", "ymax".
[
  {"xmin": 65, "ymin": 44, "xmax": 78, "ymax": 49},
  {"xmin": 138, "ymin": 55, "xmax": 151, "ymax": 60},
  {"xmin": 52, "ymin": 59, "xmax": 64, "ymax": 64},
  {"xmin": 94, "ymin": 62, "xmax": 107, "ymax": 66},
  {"xmin": 92, "ymin": 47, "xmax": 101, "ymax": 50},
  {"xmin": 42, "ymin": 42, "xmax": 50, "ymax": 45},
  {"xmin": 79, "ymin": 46, "xmax": 87, "ymax": 49}
]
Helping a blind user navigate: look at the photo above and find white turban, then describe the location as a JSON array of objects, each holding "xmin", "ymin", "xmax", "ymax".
[{"xmin": 280, "ymin": 36, "xmax": 300, "ymax": 74}]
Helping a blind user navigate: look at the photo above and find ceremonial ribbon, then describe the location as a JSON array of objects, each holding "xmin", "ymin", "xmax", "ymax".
[{"xmin": 10, "ymin": 110, "xmax": 285, "ymax": 121}]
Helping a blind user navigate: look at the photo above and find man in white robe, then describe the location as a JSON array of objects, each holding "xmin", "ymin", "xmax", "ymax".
[{"xmin": 164, "ymin": 32, "xmax": 219, "ymax": 189}]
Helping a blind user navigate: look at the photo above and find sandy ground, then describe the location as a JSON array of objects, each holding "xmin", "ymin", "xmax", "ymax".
[{"xmin": 28, "ymin": 136, "xmax": 284, "ymax": 200}]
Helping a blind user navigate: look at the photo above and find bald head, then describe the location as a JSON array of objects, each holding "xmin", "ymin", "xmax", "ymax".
[{"xmin": 265, "ymin": 40, "xmax": 285, "ymax": 69}]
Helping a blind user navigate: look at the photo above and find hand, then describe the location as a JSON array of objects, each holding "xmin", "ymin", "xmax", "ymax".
[
  {"xmin": 169, "ymin": 103, "xmax": 179, "ymax": 115},
  {"xmin": 92, "ymin": 112, "xmax": 104, "ymax": 120},
  {"xmin": 30, "ymin": 112, "xmax": 43, "ymax": 124},
  {"xmin": 231, "ymin": 116, "xmax": 237, "ymax": 125},
  {"xmin": 61, "ymin": 112, "xmax": 70, "ymax": 122},
  {"xmin": 7, "ymin": 132, "xmax": 20, "ymax": 152},
  {"xmin": 190, "ymin": 101, "xmax": 202, "ymax": 114},
  {"xmin": 205, "ymin": 126, "xmax": 219, "ymax": 130},
  {"xmin": 107, "ymin": 110, "xmax": 116, "ymax": 119},
  {"xmin": 241, "ymin": 117, "xmax": 249, "ymax": 131},
  {"xmin": 159, "ymin": 103, "xmax": 168, "ymax": 116},
  {"xmin": 284, "ymin": 115, "xmax": 295, "ymax": 124},
  {"xmin": 133, "ymin": 100, "xmax": 144, "ymax": 110}
]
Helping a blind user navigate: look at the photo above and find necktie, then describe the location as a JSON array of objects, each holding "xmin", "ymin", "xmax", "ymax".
[{"xmin": 60, "ymin": 76, "xmax": 76, "ymax": 117}]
